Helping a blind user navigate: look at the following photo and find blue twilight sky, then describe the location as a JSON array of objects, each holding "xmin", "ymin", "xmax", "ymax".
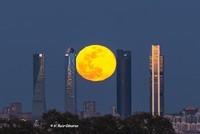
[{"xmin": 0, "ymin": 0, "xmax": 200, "ymax": 114}]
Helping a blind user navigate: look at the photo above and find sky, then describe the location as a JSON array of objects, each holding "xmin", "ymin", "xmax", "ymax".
[{"xmin": 0, "ymin": 0, "xmax": 200, "ymax": 114}]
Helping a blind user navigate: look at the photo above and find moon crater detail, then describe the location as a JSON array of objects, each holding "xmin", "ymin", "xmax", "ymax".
[{"xmin": 76, "ymin": 44, "xmax": 116, "ymax": 82}]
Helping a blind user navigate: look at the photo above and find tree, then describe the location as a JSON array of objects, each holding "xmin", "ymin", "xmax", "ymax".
[
  {"xmin": 0, "ymin": 118, "xmax": 34, "ymax": 134},
  {"xmin": 79, "ymin": 115, "xmax": 123, "ymax": 134},
  {"xmin": 124, "ymin": 113, "xmax": 175, "ymax": 134},
  {"xmin": 0, "ymin": 111, "xmax": 175, "ymax": 134},
  {"xmin": 41, "ymin": 109, "xmax": 80, "ymax": 134}
]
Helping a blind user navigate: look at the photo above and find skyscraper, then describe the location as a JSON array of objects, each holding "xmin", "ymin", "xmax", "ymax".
[
  {"xmin": 150, "ymin": 45, "xmax": 164, "ymax": 116},
  {"xmin": 116, "ymin": 49, "xmax": 132, "ymax": 119},
  {"xmin": 32, "ymin": 52, "xmax": 46, "ymax": 119},
  {"xmin": 64, "ymin": 48, "xmax": 77, "ymax": 114}
]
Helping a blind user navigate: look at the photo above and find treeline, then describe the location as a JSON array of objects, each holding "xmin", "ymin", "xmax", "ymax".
[{"xmin": 0, "ymin": 110, "xmax": 175, "ymax": 134}]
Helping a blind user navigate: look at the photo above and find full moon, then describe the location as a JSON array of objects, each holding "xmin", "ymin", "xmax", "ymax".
[{"xmin": 76, "ymin": 44, "xmax": 116, "ymax": 82}]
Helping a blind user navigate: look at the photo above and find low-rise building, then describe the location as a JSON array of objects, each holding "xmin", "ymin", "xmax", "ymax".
[{"xmin": 165, "ymin": 106, "xmax": 200, "ymax": 134}]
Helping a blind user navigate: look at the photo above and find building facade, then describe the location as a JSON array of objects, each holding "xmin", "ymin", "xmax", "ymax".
[
  {"xmin": 116, "ymin": 49, "xmax": 132, "ymax": 119},
  {"xmin": 0, "ymin": 102, "xmax": 32, "ymax": 121},
  {"xmin": 64, "ymin": 48, "xmax": 77, "ymax": 114},
  {"xmin": 165, "ymin": 106, "xmax": 200, "ymax": 134},
  {"xmin": 111, "ymin": 105, "xmax": 120, "ymax": 117},
  {"xmin": 10, "ymin": 102, "xmax": 22, "ymax": 114},
  {"xmin": 32, "ymin": 53, "xmax": 46, "ymax": 119},
  {"xmin": 83, "ymin": 101, "xmax": 96, "ymax": 117},
  {"xmin": 79, "ymin": 101, "xmax": 100, "ymax": 118},
  {"xmin": 149, "ymin": 45, "xmax": 164, "ymax": 116}
]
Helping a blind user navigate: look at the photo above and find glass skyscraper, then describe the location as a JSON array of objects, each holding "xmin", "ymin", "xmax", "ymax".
[
  {"xmin": 32, "ymin": 52, "xmax": 46, "ymax": 119},
  {"xmin": 64, "ymin": 48, "xmax": 77, "ymax": 114},
  {"xmin": 116, "ymin": 49, "xmax": 132, "ymax": 119},
  {"xmin": 150, "ymin": 45, "xmax": 164, "ymax": 116}
]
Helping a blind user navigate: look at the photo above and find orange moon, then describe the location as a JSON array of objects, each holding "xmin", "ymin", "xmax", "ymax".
[{"xmin": 76, "ymin": 44, "xmax": 116, "ymax": 82}]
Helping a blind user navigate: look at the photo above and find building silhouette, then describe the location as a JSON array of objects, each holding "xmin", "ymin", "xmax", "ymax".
[
  {"xmin": 0, "ymin": 102, "xmax": 32, "ymax": 121},
  {"xmin": 64, "ymin": 48, "xmax": 77, "ymax": 114},
  {"xmin": 10, "ymin": 102, "xmax": 22, "ymax": 114},
  {"xmin": 116, "ymin": 49, "xmax": 132, "ymax": 119},
  {"xmin": 79, "ymin": 101, "xmax": 100, "ymax": 118},
  {"xmin": 111, "ymin": 105, "xmax": 120, "ymax": 117},
  {"xmin": 165, "ymin": 106, "xmax": 200, "ymax": 134},
  {"xmin": 149, "ymin": 45, "xmax": 164, "ymax": 116},
  {"xmin": 32, "ymin": 52, "xmax": 46, "ymax": 119},
  {"xmin": 83, "ymin": 101, "xmax": 96, "ymax": 117}
]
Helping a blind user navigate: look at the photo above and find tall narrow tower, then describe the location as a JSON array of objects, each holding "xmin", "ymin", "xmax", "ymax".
[
  {"xmin": 150, "ymin": 45, "xmax": 164, "ymax": 116},
  {"xmin": 65, "ymin": 48, "xmax": 77, "ymax": 114},
  {"xmin": 116, "ymin": 49, "xmax": 132, "ymax": 119},
  {"xmin": 32, "ymin": 52, "xmax": 46, "ymax": 119}
]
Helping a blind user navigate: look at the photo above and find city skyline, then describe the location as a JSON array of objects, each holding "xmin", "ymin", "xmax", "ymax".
[
  {"xmin": 1, "ymin": 1, "xmax": 200, "ymax": 115},
  {"xmin": 1, "ymin": 44, "xmax": 200, "ymax": 115}
]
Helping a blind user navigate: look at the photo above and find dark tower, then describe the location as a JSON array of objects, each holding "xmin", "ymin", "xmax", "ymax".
[
  {"xmin": 32, "ymin": 52, "xmax": 46, "ymax": 119},
  {"xmin": 116, "ymin": 49, "xmax": 132, "ymax": 119}
]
